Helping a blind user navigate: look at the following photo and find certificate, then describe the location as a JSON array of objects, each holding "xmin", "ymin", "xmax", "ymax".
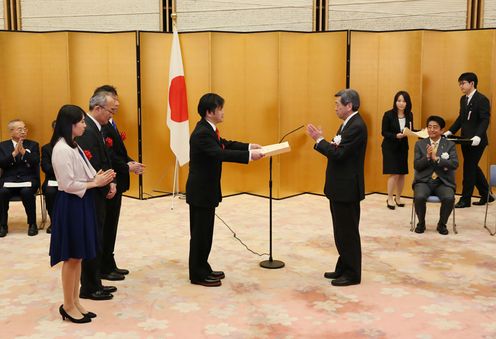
[
  {"xmin": 403, "ymin": 127, "xmax": 428, "ymax": 139},
  {"xmin": 260, "ymin": 141, "xmax": 291, "ymax": 157}
]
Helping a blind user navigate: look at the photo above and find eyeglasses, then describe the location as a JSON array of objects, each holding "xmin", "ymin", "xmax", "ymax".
[
  {"xmin": 13, "ymin": 127, "xmax": 28, "ymax": 132},
  {"xmin": 99, "ymin": 105, "xmax": 116, "ymax": 114},
  {"xmin": 458, "ymin": 81, "xmax": 469, "ymax": 86}
]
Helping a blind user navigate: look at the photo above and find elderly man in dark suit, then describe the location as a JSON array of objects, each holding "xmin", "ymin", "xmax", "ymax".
[
  {"xmin": 186, "ymin": 93, "xmax": 263, "ymax": 287},
  {"xmin": 413, "ymin": 116, "xmax": 458, "ymax": 235},
  {"xmin": 97, "ymin": 85, "xmax": 144, "ymax": 281},
  {"xmin": 307, "ymin": 88, "xmax": 367, "ymax": 287},
  {"xmin": 76, "ymin": 91, "xmax": 117, "ymax": 301},
  {"xmin": 0, "ymin": 119, "xmax": 40, "ymax": 237},
  {"xmin": 444, "ymin": 72, "xmax": 491, "ymax": 208}
]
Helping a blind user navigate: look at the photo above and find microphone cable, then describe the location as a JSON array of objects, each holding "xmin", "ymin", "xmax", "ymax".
[{"xmin": 215, "ymin": 213, "xmax": 269, "ymax": 257}]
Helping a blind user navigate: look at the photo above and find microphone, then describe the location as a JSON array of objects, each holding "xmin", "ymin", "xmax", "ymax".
[{"xmin": 279, "ymin": 125, "xmax": 304, "ymax": 143}]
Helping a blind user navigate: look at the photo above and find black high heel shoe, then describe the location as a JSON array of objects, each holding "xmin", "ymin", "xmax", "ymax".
[
  {"xmin": 387, "ymin": 199, "xmax": 395, "ymax": 210},
  {"xmin": 59, "ymin": 305, "xmax": 91, "ymax": 323},
  {"xmin": 83, "ymin": 311, "xmax": 97, "ymax": 318},
  {"xmin": 394, "ymin": 198, "xmax": 405, "ymax": 207}
]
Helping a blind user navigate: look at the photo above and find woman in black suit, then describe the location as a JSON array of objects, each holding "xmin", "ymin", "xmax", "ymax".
[{"xmin": 381, "ymin": 91, "xmax": 414, "ymax": 209}]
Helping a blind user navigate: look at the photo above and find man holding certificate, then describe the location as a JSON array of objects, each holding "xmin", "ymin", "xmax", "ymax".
[{"xmin": 186, "ymin": 93, "xmax": 264, "ymax": 287}]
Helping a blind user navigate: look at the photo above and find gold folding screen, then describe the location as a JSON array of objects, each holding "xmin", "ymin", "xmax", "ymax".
[
  {"xmin": 1, "ymin": 29, "xmax": 495, "ymax": 199},
  {"xmin": 0, "ymin": 31, "xmax": 139, "ymax": 197}
]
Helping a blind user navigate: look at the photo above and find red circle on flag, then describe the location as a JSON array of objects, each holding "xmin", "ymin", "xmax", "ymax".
[{"xmin": 169, "ymin": 76, "xmax": 189, "ymax": 123}]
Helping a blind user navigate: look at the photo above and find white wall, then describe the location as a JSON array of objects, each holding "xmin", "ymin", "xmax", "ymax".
[
  {"xmin": 329, "ymin": 0, "xmax": 467, "ymax": 31},
  {"xmin": 485, "ymin": 1, "xmax": 496, "ymax": 28},
  {"xmin": 20, "ymin": 0, "xmax": 161, "ymax": 31},
  {"xmin": 176, "ymin": 0, "xmax": 313, "ymax": 32}
]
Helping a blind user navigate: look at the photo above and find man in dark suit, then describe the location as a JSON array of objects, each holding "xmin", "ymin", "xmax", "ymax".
[
  {"xmin": 96, "ymin": 85, "xmax": 144, "ymax": 281},
  {"xmin": 0, "ymin": 119, "xmax": 40, "ymax": 237},
  {"xmin": 76, "ymin": 91, "xmax": 117, "ymax": 300},
  {"xmin": 307, "ymin": 89, "xmax": 367, "ymax": 287},
  {"xmin": 186, "ymin": 93, "xmax": 263, "ymax": 287},
  {"xmin": 41, "ymin": 120, "xmax": 57, "ymax": 234},
  {"xmin": 413, "ymin": 116, "xmax": 458, "ymax": 235},
  {"xmin": 445, "ymin": 72, "xmax": 492, "ymax": 208}
]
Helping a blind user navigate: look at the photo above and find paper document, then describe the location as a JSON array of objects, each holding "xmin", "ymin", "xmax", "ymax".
[
  {"xmin": 3, "ymin": 182, "xmax": 32, "ymax": 188},
  {"xmin": 48, "ymin": 180, "xmax": 58, "ymax": 187},
  {"xmin": 260, "ymin": 141, "xmax": 291, "ymax": 157},
  {"xmin": 403, "ymin": 127, "xmax": 428, "ymax": 139}
]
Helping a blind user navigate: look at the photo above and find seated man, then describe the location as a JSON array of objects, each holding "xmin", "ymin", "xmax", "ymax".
[
  {"xmin": 0, "ymin": 119, "xmax": 40, "ymax": 237},
  {"xmin": 413, "ymin": 115, "xmax": 458, "ymax": 235},
  {"xmin": 41, "ymin": 120, "xmax": 58, "ymax": 234}
]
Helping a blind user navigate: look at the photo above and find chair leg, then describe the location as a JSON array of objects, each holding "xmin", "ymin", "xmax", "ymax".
[
  {"xmin": 452, "ymin": 201, "xmax": 457, "ymax": 234},
  {"xmin": 410, "ymin": 200, "xmax": 415, "ymax": 232}
]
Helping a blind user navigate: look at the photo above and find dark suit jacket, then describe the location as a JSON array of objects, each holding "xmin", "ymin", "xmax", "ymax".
[
  {"xmin": 41, "ymin": 143, "xmax": 55, "ymax": 191},
  {"xmin": 0, "ymin": 139, "xmax": 40, "ymax": 189},
  {"xmin": 381, "ymin": 109, "xmax": 413, "ymax": 152},
  {"xmin": 75, "ymin": 114, "xmax": 112, "ymax": 197},
  {"xmin": 186, "ymin": 119, "xmax": 249, "ymax": 208},
  {"xmin": 315, "ymin": 113, "xmax": 367, "ymax": 203},
  {"xmin": 102, "ymin": 122, "xmax": 132, "ymax": 194},
  {"xmin": 449, "ymin": 90, "xmax": 490, "ymax": 146},
  {"xmin": 413, "ymin": 137, "xmax": 458, "ymax": 190}
]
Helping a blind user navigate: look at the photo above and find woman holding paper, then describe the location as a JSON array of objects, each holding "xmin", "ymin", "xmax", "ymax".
[{"xmin": 381, "ymin": 91, "xmax": 414, "ymax": 209}]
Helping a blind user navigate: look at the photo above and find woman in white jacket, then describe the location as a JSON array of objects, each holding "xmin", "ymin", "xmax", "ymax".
[{"xmin": 49, "ymin": 105, "xmax": 115, "ymax": 323}]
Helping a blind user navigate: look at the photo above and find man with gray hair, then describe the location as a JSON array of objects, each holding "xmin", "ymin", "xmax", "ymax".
[
  {"xmin": 0, "ymin": 119, "xmax": 40, "ymax": 237},
  {"xmin": 307, "ymin": 89, "xmax": 367, "ymax": 287},
  {"xmin": 76, "ymin": 91, "xmax": 117, "ymax": 300}
]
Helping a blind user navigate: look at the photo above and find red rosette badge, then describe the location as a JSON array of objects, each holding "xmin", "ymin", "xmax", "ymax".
[
  {"xmin": 83, "ymin": 150, "xmax": 92, "ymax": 160},
  {"xmin": 120, "ymin": 131, "xmax": 126, "ymax": 141},
  {"xmin": 105, "ymin": 137, "xmax": 113, "ymax": 148}
]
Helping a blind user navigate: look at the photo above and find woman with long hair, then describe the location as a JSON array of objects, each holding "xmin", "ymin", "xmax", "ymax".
[
  {"xmin": 381, "ymin": 91, "xmax": 414, "ymax": 209},
  {"xmin": 49, "ymin": 105, "xmax": 115, "ymax": 323}
]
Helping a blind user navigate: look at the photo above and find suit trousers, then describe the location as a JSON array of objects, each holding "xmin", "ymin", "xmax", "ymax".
[
  {"xmin": 188, "ymin": 205, "xmax": 215, "ymax": 281},
  {"xmin": 460, "ymin": 144, "xmax": 489, "ymax": 202},
  {"xmin": 414, "ymin": 179, "xmax": 455, "ymax": 226},
  {"xmin": 329, "ymin": 200, "xmax": 362, "ymax": 282},
  {"xmin": 0, "ymin": 187, "xmax": 37, "ymax": 226},
  {"xmin": 43, "ymin": 186, "xmax": 58, "ymax": 224},
  {"xmin": 80, "ymin": 192, "xmax": 106, "ymax": 294},
  {"xmin": 101, "ymin": 192, "xmax": 122, "ymax": 274}
]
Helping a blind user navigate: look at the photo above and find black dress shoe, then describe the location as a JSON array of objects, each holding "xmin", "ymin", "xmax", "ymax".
[
  {"xmin": 79, "ymin": 290, "xmax": 113, "ymax": 301},
  {"xmin": 114, "ymin": 268, "xmax": 129, "ymax": 275},
  {"xmin": 83, "ymin": 311, "xmax": 97, "ymax": 319},
  {"xmin": 437, "ymin": 223, "xmax": 449, "ymax": 235},
  {"xmin": 414, "ymin": 223, "xmax": 425, "ymax": 234},
  {"xmin": 101, "ymin": 272, "xmax": 125, "ymax": 281},
  {"xmin": 209, "ymin": 271, "xmax": 225, "ymax": 279},
  {"xmin": 191, "ymin": 277, "xmax": 222, "ymax": 287},
  {"xmin": 331, "ymin": 276, "xmax": 360, "ymax": 287},
  {"xmin": 394, "ymin": 198, "xmax": 405, "ymax": 207},
  {"xmin": 59, "ymin": 305, "xmax": 91, "ymax": 323},
  {"xmin": 386, "ymin": 199, "xmax": 395, "ymax": 210},
  {"xmin": 102, "ymin": 285, "xmax": 117, "ymax": 293},
  {"xmin": 0, "ymin": 225, "xmax": 7, "ymax": 238},
  {"xmin": 473, "ymin": 195, "xmax": 495, "ymax": 206},
  {"xmin": 46, "ymin": 225, "xmax": 52, "ymax": 234},
  {"xmin": 324, "ymin": 271, "xmax": 342, "ymax": 279},
  {"xmin": 28, "ymin": 224, "xmax": 38, "ymax": 236},
  {"xmin": 455, "ymin": 200, "xmax": 471, "ymax": 208}
]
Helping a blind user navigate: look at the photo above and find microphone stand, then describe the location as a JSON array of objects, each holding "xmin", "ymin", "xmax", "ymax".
[{"xmin": 260, "ymin": 125, "xmax": 304, "ymax": 269}]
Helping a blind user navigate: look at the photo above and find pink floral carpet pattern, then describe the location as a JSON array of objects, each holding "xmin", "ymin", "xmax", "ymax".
[{"xmin": 0, "ymin": 193, "xmax": 495, "ymax": 338}]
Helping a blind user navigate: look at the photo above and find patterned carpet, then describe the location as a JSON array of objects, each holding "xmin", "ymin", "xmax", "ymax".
[{"xmin": 0, "ymin": 193, "xmax": 495, "ymax": 338}]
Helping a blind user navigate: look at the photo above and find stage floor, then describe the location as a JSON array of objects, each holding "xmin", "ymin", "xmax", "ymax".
[{"xmin": 1, "ymin": 193, "xmax": 495, "ymax": 338}]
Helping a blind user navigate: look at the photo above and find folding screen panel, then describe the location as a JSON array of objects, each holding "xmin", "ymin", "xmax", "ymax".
[
  {"xmin": 0, "ymin": 32, "xmax": 70, "ymax": 146},
  {"xmin": 66, "ymin": 32, "xmax": 139, "ymax": 197},
  {"xmin": 422, "ymin": 30, "xmax": 495, "ymax": 195},
  {"xmin": 350, "ymin": 31, "xmax": 423, "ymax": 196},
  {"xmin": 278, "ymin": 31, "xmax": 347, "ymax": 197}
]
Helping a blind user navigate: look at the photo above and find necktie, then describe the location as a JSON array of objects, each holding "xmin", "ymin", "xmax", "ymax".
[
  {"xmin": 431, "ymin": 142, "xmax": 439, "ymax": 180},
  {"xmin": 216, "ymin": 128, "xmax": 224, "ymax": 149},
  {"xmin": 111, "ymin": 119, "xmax": 117, "ymax": 131}
]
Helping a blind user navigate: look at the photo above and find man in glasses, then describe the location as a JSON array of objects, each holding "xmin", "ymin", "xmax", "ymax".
[
  {"xmin": 445, "ymin": 72, "xmax": 492, "ymax": 208},
  {"xmin": 0, "ymin": 119, "xmax": 40, "ymax": 237}
]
